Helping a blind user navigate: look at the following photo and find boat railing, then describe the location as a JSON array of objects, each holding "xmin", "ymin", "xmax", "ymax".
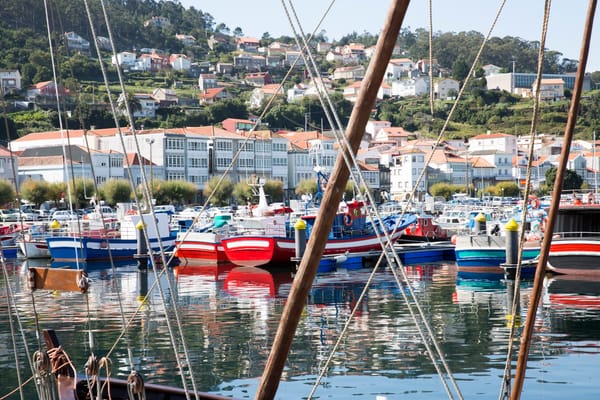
[{"xmin": 554, "ymin": 231, "xmax": 600, "ymax": 239}]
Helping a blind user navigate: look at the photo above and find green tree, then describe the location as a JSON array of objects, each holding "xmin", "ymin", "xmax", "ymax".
[
  {"xmin": 428, "ymin": 182, "xmax": 455, "ymax": 200},
  {"xmin": 494, "ymin": 182, "xmax": 520, "ymax": 197},
  {"xmin": 545, "ymin": 167, "xmax": 584, "ymax": 191},
  {"xmin": 0, "ymin": 179, "xmax": 16, "ymax": 207},
  {"xmin": 48, "ymin": 182, "xmax": 67, "ymax": 208},
  {"xmin": 69, "ymin": 178, "xmax": 95, "ymax": 209},
  {"xmin": 203, "ymin": 177, "xmax": 234, "ymax": 206},
  {"xmin": 162, "ymin": 180, "xmax": 197, "ymax": 204},
  {"xmin": 295, "ymin": 178, "xmax": 317, "ymax": 198},
  {"xmin": 233, "ymin": 181, "xmax": 253, "ymax": 204},
  {"xmin": 20, "ymin": 179, "xmax": 50, "ymax": 207},
  {"xmin": 99, "ymin": 179, "xmax": 133, "ymax": 205},
  {"xmin": 263, "ymin": 179, "xmax": 284, "ymax": 203}
]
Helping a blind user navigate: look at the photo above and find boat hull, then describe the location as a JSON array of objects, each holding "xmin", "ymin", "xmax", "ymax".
[
  {"xmin": 222, "ymin": 230, "xmax": 404, "ymax": 268},
  {"xmin": 547, "ymin": 237, "xmax": 600, "ymax": 276},
  {"xmin": 46, "ymin": 236, "xmax": 176, "ymax": 262},
  {"xmin": 18, "ymin": 239, "xmax": 50, "ymax": 259},
  {"xmin": 454, "ymin": 235, "xmax": 540, "ymax": 279},
  {"xmin": 174, "ymin": 231, "xmax": 228, "ymax": 264}
]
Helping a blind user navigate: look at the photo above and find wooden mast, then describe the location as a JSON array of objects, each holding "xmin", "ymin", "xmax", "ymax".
[
  {"xmin": 254, "ymin": 1, "xmax": 410, "ymax": 399},
  {"xmin": 510, "ymin": 1, "xmax": 597, "ymax": 399}
]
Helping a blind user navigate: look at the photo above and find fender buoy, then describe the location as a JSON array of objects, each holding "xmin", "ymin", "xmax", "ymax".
[
  {"xmin": 529, "ymin": 196, "xmax": 540, "ymax": 209},
  {"xmin": 343, "ymin": 213, "xmax": 353, "ymax": 227}
]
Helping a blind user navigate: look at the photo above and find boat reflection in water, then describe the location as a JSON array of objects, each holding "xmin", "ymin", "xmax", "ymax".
[
  {"xmin": 543, "ymin": 275, "xmax": 600, "ymax": 341},
  {"xmin": 2, "ymin": 260, "xmax": 600, "ymax": 399}
]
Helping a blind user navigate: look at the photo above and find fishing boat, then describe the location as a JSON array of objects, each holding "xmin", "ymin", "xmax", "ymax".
[
  {"xmin": 45, "ymin": 213, "xmax": 176, "ymax": 263},
  {"xmin": 16, "ymin": 222, "xmax": 52, "ymax": 259},
  {"xmin": 221, "ymin": 201, "xmax": 416, "ymax": 268},
  {"xmin": 398, "ymin": 213, "xmax": 448, "ymax": 242},
  {"xmin": 174, "ymin": 212, "xmax": 233, "ymax": 264},
  {"xmin": 454, "ymin": 217, "xmax": 541, "ymax": 279},
  {"xmin": 546, "ymin": 201, "xmax": 600, "ymax": 276}
]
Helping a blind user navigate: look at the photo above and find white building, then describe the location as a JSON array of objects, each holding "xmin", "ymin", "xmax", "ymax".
[{"xmin": 390, "ymin": 148, "xmax": 427, "ymax": 201}]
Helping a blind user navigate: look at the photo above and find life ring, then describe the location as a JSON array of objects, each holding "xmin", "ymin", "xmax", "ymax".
[
  {"xmin": 343, "ymin": 213, "xmax": 353, "ymax": 227},
  {"xmin": 529, "ymin": 196, "xmax": 540, "ymax": 209}
]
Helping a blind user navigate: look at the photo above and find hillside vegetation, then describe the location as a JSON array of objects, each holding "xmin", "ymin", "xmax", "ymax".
[{"xmin": 1, "ymin": 0, "xmax": 599, "ymax": 141}]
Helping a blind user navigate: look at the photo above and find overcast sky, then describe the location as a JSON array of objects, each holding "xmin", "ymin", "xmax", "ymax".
[{"xmin": 180, "ymin": 0, "xmax": 599, "ymax": 72}]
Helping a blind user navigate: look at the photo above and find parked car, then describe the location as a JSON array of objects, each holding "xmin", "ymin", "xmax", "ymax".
[
  {"xmin": 20, "ymin": 209, "xmax": 40, "ymax": 221},
  {"xmin": 0, "ymin": 209, "xmax": 21, "ymax": 222},
  {"xmin": 51, "ymin": 210, "xmax": 78, "ymax": 221}
]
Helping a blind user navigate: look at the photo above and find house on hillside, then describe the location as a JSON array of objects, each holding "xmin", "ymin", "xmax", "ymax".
[
  {"xmin": 175, "ymin": 34, "xmax": 196, "ymax": 46},
  {"xmin": 237, "ymin": 37, "xmax": 260, "ymax": 53},
  {"xmin": 170, "ymin": 54, "xmax": 191, "ymax": 72},
  {"xmin": 248, "ymin": 84, "xmax": 284, "ymax": 108},
  {"xmin": 333, "ymin": 65, "xmax": 365, "ymax": 80},
  {"xmin": 65, "ymin": 32, "xmax": 90, "ymax": 53},
  {"xmin": 245, "ymin": 71, "xmax": 272, "ymax": 87},
  {"xmin": 0, "ymin": 70, "xmax": 21, "ymax": 93},
  {"xmin": 27, "ymin": 81, "xmax": 69, "ymax": 105},
  {"xmin": 199, "ymin": 87, "xmax": 231, "ymax": 104},
  {"xmin": 533, "ymin": 78, "xmax": 565, "ymax": 101}
]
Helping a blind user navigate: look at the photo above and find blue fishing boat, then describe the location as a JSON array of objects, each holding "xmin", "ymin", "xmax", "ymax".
[{"xmin": 45, "ymin": 213, "xmax": 176, "ymax": 263}]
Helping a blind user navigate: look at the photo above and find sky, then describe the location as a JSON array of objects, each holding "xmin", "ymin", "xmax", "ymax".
[{"xmin": 179, "ymin": 0, "xmax": 600, "ymax": 72}]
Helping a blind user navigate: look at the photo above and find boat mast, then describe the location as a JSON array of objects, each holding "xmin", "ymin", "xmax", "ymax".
[
  {"xmin": 511, "ymin": 1, "xmax": 597, "ymax": 399},
  {"xmin": 254, "ymin": 1, "xmax": 410, "ymax": 399}
]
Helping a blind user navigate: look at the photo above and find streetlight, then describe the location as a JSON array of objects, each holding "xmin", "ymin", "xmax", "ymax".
[{"xmin": 145, "ymin": 138, "xmax": 155, "ymax": 192}]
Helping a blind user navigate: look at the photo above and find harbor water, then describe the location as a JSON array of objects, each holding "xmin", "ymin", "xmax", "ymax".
[{"xmin": 1, "ymin": 259, "xmax": 599, "ymax": 399}]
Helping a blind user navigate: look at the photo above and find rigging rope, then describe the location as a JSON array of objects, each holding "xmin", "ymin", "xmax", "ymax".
[
  {"xmin": 83, "ymin": 0, "xmax": 200, "ymax": 397},
  {"xmin": 281, "ymin": 1, "xmax": 462, "ymax": 398},
  {"xmin": 499, "ymin": 1, "xmax": 553, "ymax": 399}
]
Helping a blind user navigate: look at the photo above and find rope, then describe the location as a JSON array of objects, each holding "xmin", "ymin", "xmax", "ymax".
[
  {"xmin": 97, "ymin": 356, "xmax": 113, "ymax": 400},
  {"xmin": 127, "ymin": 370, "xmax": 146, "ymax": 400},
  {"xmin": 2, "ymin": 265, "xmax": 25, "ymax": 400},
  {"xmin": 499, "ymin": 1, "xmax": 553, "ymax": 399},
  {"xmin": 282, "ymin": 1, "xmax": 463, "ymax": 398}
]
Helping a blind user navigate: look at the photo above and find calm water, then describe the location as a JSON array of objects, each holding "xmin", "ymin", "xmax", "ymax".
[{"xmin": 1, "ymin": 258, "xmax": 599, "ymax": 399}]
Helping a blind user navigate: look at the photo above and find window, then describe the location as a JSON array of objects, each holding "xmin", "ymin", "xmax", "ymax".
[
  {"xmin": 238, "ymin": 158, "xmax": 255, "ymax": 168},
  {"xmin": 240, "ymin": 141, "xmax": 254, "ymax": 152},
  {"xmin": 216, "ymin": 140, "xmax": 232, "ymax": 151},
  {"xmin": 189, "ymin": 157, "xmax": 208, "ymax": 168},
  {"xmin": 110, "ymin": 157, "xmax": 122, "ymax": 168},
  {"xmin": 216, "ymin": 157, "xmax": 232, "ymax": 168},
  {"xmin": 188, "ymin": 141, "xmax": 207, "ymax": 151},
  {"xmin": 167, "ymin": 154, "xmax": 184, "ymax": 168},
  {"xmin": 166, "ymin": 138, "xmax": 184, "ymax": 150},
  {"xmin": 273, "ymin": 142, "xmax": 286, "ymax": 152},
  {"xmin": 273, "ymin": 157, "xmax": 287, "ymax": 166},
  {"xmin": 167, "ymin": 172, "xmax": 185, "ymax": 180}
]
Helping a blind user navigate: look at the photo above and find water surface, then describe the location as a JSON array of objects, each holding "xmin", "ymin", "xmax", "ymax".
[{"xmin": 1, "ymin": 260, "xmax": 599, "ymax": 399}]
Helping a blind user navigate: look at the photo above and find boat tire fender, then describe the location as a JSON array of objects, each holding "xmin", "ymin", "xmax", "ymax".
[{"xmin": 343, "ymin": 213, "xmax": 353, "ymax": 227}]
